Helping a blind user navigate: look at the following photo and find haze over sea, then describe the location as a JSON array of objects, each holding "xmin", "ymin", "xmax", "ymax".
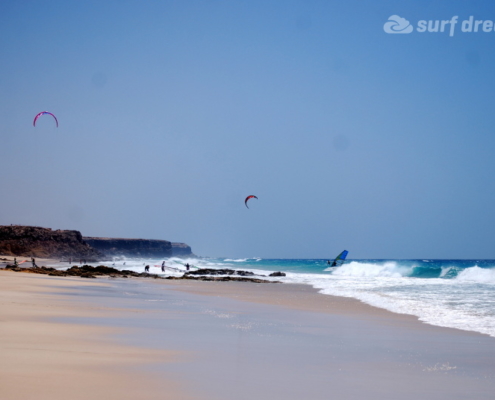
[{"xmin": 67, "ymin": 257, "xmax": 495, "ymax": 339}]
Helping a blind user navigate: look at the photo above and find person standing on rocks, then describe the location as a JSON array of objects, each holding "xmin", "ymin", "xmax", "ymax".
[
  {"xmin": 145, "ymin": 265, "xmax": 150, "ymax": 273},
  {"xmin": 31, "ymin": 257, "xmax": 36, "ymax": 268}
]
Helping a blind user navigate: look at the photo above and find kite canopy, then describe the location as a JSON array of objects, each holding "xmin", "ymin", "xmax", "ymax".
[
  {"xmin": 245, "ymin": 195, "xmax": 258, "ymax": 208},
  {"xmin": 33, "ymin": 111, "xmax": 58, "ymax": 127}
]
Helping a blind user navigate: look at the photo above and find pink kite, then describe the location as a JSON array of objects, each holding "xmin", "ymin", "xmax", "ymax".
[{"xmin": 33, "ymin": 111, "xmax": 58, "ymax": 127}]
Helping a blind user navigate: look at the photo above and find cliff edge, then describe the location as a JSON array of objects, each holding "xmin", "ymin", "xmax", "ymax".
[
  {"xmin": 83, "ymin": 237, "xmax": 173, "ymax": 258},
  {"xmin": 0, "ymin": 225, "xmax": 195, "ymax": 259},
  {"xmin": 0, "ymin": 225, "xmax": 102, "ymax": 259}
]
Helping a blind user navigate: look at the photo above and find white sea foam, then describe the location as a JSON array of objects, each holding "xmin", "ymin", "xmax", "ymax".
[
  {"xmin": 78, "ymin": 257, "xmax": 495, "ymax": 338},
  {"xmin": 329, "ymin": 261, "xmax": 411, "ymax": 278},
  {"xmin": 282, "ymin": 263, "xmax": 495, "ymax": 337},
  {"xmin": 455, "ymin": 266, "xmax": 495, "ymax": 283}
]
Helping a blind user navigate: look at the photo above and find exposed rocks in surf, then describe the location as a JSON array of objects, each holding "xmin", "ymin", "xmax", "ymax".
[
  {"xmin": 166, "ymin": 275, "xmax": 277, "ymax": 283},
  {"xmin": 269, "ymin": 271, "xmax": 286, "ymax": 277},
  {"xmin": 3, "ymin": 264, "xmax": 281, "ymax": 283},
  {"xmin": 185, "ymin": 268, "xmax": 257, "ymax": 276}
]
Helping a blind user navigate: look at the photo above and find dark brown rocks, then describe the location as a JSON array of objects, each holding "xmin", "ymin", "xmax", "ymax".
[
  {"xmin": 83, "ymin": 237, "xmax": 173, "ymax": 258},
  {"xmin": 185, "ymin": 268, "xmax": 257, "ymax": 276},
  {"xmin": 0, "ymin": 225, "xmax": 102, "ymax": 259},
  {"xmin": 2, "ymin": 263, "xmax": 281, "ymax": 284},
  {"xmin": 269, "ymin": 271, "xmax": 286, "ymax": 277}
]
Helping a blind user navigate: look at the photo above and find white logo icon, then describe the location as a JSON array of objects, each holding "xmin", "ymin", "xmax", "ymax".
[{"xmin": 384, "ymin": 15, "xmax": 413, "ymax": 34}]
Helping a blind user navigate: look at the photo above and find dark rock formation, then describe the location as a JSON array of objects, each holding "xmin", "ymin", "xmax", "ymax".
[
  {"xmin": 171, "ymin": 242, "xmax": 194, "ymax": 257},
  {"xmin": 185, "ymin": 268, "xmax": 257, "ymax": 276},
  {"xmin": 3, "ymin": 264, "xmax": 279, "ymax": 283},
  {"xmin": 167, "ymin": 275, "xmax": 277, "ymax": 283},
  {"xmin": 269, "ymin": 271, "xmax": 286, "ymax": 277},
  {"xmin": 83, "ymin": 237, "xmax": 173, "ymax": 258},
  {"xmin": 4, "ymin": 264, "xmax": 161, "ymax": 279},
  {"xmin": 0, "ymin": 225, "xmax": 102, "ymax": 260}
]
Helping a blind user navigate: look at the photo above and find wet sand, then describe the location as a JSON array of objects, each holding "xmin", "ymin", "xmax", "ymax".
[{"xmin": 1, "ymin": 270, "xmax": 494, "ymax": 400}]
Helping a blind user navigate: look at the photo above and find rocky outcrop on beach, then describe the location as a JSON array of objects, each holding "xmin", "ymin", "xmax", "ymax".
[
  {"xmin": 83, "ymin": 237, "xmax": 173, "ymax": 258},
  {"xmin": 167, "ymin": 275, "xmax": 277, "ymax": 283},
  {"xmin": 185, "ymin": 269, "xmax": 286, "ymax": 278},
  {"xmin": 3, "ymin": 264, "xmax": 279, "ymax": 283},
  {"xmin": 0, "ymin": 226, "xmax": 102, "ymax": 260},
  {"xmin": 185, "ymin": 268, "xmax": 256, "ymax": 276},
  {"xmin": 4, "ymin": 264, "xmax": 161, "ymax": 279}
]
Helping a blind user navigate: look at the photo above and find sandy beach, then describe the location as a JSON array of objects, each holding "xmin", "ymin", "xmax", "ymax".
[
  {"xmin": 0, "ymin": 271, "xmax": 188, "ymax": 400},
  {"xmin": 1, "ymin": 269, "xmax": 494, "ymax": 400}
]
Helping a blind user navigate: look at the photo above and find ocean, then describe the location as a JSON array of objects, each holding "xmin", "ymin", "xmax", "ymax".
[{"xmin": 81, "ymin": 257, "xmax": 495, "ymax": 338}]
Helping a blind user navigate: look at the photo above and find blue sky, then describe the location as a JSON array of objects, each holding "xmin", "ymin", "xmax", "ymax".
[{"xmin": 1, "ymin": 0, "xmax": 495, "ymax": 258}]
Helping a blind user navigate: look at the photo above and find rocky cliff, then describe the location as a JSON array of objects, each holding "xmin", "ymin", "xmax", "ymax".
[
  {"xmin": 171, "ymin": 242, "xmax": 194, "ymax": 257},
  {"xmin": 0, "ymin": 225, "xmax": 194, "ymax": 259},
  {"xmin": 0, "ymin": 225, "xmax": 103, "ymax": 259},
  {"xmin": 83, "ymin": 237, "xmax": 174, "ymax": 258}
]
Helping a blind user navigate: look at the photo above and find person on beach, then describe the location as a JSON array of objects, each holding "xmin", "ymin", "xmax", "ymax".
[
  {"xmin": 31, "ymin": 257, "xmax": 36, "ymax": 268},
  {"xmin": 145, "ymin": 265, "xmax": 150, "ymax": 272},
  {"xmin": 185, "ymin": 263, "xmax": 190, "ymax": 271},
  {"xmin": 161, "ymin": 261, "xmax": 165, "ymax": 272},
  {"xmin": 14, "ymin": 258, "xmax": 18, "ymax": 267}
]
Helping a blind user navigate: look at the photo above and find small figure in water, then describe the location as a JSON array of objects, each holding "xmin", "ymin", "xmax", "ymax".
[
  {"xmin": 145, "ymin": 265, "xmax": 150, "ymax": 273},
  {"xmin": 14, "ymin": 258, "xmax": 18, "ymax": 267},
  {"xmin": 31, "ymin": 257, "xmax": 36, "ymax": 268},
  {"xmin": 161, "ymin": 261, "xmax": 165, "ymax": 272},
  {"xmin": 185, "ymin": 263, "xmax": 190, "ymax": 271}
]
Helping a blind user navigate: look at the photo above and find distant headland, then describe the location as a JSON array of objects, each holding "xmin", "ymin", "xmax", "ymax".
[{"xmin": 0, "ymin": 225, "xmax": 194, "ymax": 259}]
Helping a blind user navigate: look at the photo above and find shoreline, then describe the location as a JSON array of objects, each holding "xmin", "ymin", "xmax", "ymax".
[
  {"xmin": 3, "ymin": 255, "xmax": 492, "ymax": 338},
  {"xmin": 1, "ymin": 269, "xmax": 494, "ymax": 399},
  {"xmin": 4, "ymin": 255, "xmax": 492, "ymax": 338}
]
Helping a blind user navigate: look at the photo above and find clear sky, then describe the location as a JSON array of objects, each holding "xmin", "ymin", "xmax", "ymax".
[{"xmin": 1, "ymin": 0, "xmax": 495, "ymax": 259}]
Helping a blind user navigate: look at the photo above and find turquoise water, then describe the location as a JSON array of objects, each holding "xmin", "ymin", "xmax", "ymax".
[{"xmin": 78, "ymin": 257, "xmax": 495, "ymax": 338}]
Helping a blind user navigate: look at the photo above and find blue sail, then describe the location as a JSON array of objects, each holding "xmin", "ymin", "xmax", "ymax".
[{"xmin": 330, "ymin": 250, "xmax": 348, "ymax": 267}]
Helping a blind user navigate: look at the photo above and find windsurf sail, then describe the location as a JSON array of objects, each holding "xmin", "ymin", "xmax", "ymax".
[{"xmin": 329, "ymin": 250, "xmax": 348, "ymax": 267}]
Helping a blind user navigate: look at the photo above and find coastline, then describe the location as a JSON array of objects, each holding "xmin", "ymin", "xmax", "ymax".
[{"xmin": 1, "ymin": 269, "xmax": 495, "ymax": 399}]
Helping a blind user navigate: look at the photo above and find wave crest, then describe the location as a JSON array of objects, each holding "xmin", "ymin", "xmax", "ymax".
[
  {"xmin": 455, "ymin": 266, "xmax": 495, "ymax": 283},
  {"xmin": 331, "ymin": 261, "xmax": 410, "ymax": 278}
]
